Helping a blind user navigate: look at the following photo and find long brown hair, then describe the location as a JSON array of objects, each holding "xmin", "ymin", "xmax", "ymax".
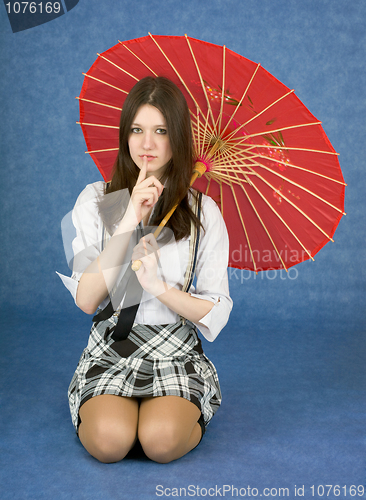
[{"xmin": 105, "ymin": 76, "xmax": 200, "ymax": 240}]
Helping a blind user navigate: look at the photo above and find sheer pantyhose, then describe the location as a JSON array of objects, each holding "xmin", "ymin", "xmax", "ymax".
[{"xmin": 78, "ymin": 394, "xmax": 202, "ymax": 463}]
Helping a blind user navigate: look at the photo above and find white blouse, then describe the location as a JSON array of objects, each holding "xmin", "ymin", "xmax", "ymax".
[{"xmin": 57, "ymin": 182, "xmax": 233, "ymax": 342}]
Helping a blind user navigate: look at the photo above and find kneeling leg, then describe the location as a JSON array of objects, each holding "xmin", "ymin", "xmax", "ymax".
[
  {"xmin": 138, "ymin": 396, "xmax": 203, "ymax": 463},
  {"xmin": 78, "ymin": 394, "xmax": 139, "ymax": 463}
]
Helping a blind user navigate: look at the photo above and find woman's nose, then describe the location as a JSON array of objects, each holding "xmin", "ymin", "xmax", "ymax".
[{"xmin": 142, "ymin": 132, "xmax": 154, "ymax": 150}]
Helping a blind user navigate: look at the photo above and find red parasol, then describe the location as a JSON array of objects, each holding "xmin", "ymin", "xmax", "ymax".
[{"xmin": 77, "ymin": 34, "xmax": 346, "ymax": 272}]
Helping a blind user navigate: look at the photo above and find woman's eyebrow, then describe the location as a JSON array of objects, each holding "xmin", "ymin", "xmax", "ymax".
[{"xmin": 131, "ymin": 122, "xmax": 167, "ymax": 127}]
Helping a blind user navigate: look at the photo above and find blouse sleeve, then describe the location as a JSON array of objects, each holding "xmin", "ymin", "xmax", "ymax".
[
  {"xmin": 56, "ymin": 182, "xmax": 105, "ymax": 305},
  {"xmin": 189, "ymin": 195, "xmax": 233, "ymax": 342}
]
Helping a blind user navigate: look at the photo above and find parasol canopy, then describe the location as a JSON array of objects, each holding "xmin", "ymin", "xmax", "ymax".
[{"xmin": 77, "ymin": 33, "xmax": 346, "ymax": 272}]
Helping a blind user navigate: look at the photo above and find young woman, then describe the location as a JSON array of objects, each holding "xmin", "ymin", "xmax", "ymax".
[{"xmin": 59, "ymin": 76, "xmax": 232, "ymax": 463}]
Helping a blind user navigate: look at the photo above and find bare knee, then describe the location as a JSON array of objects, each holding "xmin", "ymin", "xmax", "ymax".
[
  {"xmin": 139, "ymin": 422, "xmax": 182, "ymax": 463},
  {"xmin": 79, "ymin": 420, "xmax": 137, "ymax": 463}
]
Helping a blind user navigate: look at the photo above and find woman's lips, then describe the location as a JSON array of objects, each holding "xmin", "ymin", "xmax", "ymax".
[{"xmin": 139, "ymin": 155, "xmax": 156, "ymax": 161}]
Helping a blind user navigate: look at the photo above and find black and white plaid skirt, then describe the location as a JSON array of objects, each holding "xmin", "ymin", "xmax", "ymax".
[{"xmin": 68, "ymin": 316, "xmax": 222, "ymax": 431}]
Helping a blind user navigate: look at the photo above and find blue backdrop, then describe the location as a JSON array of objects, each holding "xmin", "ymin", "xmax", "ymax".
[{"xmin": 0, "ymin": 1, "xmax": 365, "ymax": 499}]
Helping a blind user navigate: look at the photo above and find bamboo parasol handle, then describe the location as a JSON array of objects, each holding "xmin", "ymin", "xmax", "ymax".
[{"xmin": 131, "ymin": 161, "xmax": 207, "ymax": 271}]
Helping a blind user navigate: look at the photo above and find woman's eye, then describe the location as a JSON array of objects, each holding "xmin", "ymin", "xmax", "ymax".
[
  {"xmin": 131, "ymin": 127, "xmax": 142, "ymax": 133},
  {"xmin": 156, "ymin": 128, "xmax": 167, "ymax": 135}
]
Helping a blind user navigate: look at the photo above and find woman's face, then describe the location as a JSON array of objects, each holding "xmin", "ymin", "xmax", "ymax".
[{"xmin": 128, "ymin": 104, "xmax": 172, "ymax": 179}]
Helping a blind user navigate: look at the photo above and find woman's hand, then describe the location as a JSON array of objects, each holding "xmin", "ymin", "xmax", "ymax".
[
  {"xmin": 132, "ymin": 233, "xmax": 167, "ymax": 296},
  {"xmin": 122, "ymin": 156, "xmax": 164, "ymax": 230},
  {"xmin": 132, "ymin": 232, "xmax": 215, "ymax": 323}
]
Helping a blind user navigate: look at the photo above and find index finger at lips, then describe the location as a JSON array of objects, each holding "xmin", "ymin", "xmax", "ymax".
[{"xmin": 136, "ymin": 157, "xmax": 148, "ymax": 185}]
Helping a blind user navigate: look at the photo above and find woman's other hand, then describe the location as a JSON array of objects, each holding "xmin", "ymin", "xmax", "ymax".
[{"xmin": 132, "ymin": 233, "xmax": 166, "ymax": 296}]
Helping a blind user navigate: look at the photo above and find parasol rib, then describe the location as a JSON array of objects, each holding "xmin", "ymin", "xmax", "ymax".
[
  {"xmin": 248, "ymin": 143, "xmax": 340, "ymax": 156},
  {"xmin": 216, "ymin": 143, "xmax": 347, "ymax": 192},
  {"xmin": 119, "ymin": 41, "xmax": 158, "ymax": 77},
  {"xmin": 200, "ymin": 110, "xmax": 214, "ymax": 158},
  {"xmin": 248, "ymin": 149, "xmax": 346, "ymax": 185},
  {"xmin": 210, "ymin": 169, "xmax": 250, "ymax": 182},
  {"xmin": 191, "ymin": 120, "xmax": 198, "ymax": 153},
  {"xmin": 243, "ymin": 90, "xmax": 295, "ymax": 127},
  {"xmin": 249, "ymin": 155, "xmax": 346, "ymax": 201},
  {"xmin": 191, "ymin": 110, "xmax": 217, "ymax": 159},
  {"xmin": 231, "ymin": 121, "xmax": 323, "ymax": 146},
  {"xmin": 228, "ymin": 140, "xmax": 339, "ymax": 165},
  {"xmin": 235, "ymin": 171, "xmax": 288, "ymax": 270},
  {"xmin": 82, "ymin": 73, "xmax": 129, "ymax": 94},
  {"xmin": 255, "ymin": 163, "xmax": 346, "ymax": 215},
  {"xmin": 190, "ymin": 109, "xmax": 216, "ymax": 141},
  {"xmin": 217, "ymin": 149, "xmax": 343, "ymax": 250},
  {"xmin": 225, "ymin": 89, "xmax": 295, "ymax": 142},
  {"xmin": 204, "ymin": 117, "xmax": 344, "ymax": 198},
  {"xmin": 220, "ymin": 151, "xmax": 314, "ymax": 258},
  {"xmin": 241, "ymin": 171, "xmax": 314, "ymax": 260},
  {"xmin": 97, "ymin": 53, "xmax": 139, "ymax": 81},
  {"xmin": 76, "ymin": 122, "xmax": 119, "ymax": 129},
  {"xmin": 85, "ymin": 148, "xmax": 118, "ymax": 154},
  {"xmin": 210, "ymin": 154, "xmax": 340, "ymax": 225},
  {"xmin": 227, "ymin": 179, "xmax": 258, "ymax": 271},
  {"xmin": 205, "ymin": 177, "xmax": 212, "ymax": 196},
  {"xmin": 221, "ymin": 63, "xmax": 261, "ymax": 137},
  {"xmin": 215, "ymin": 146, "xmax": 346, "ymax": 215},
  {"xmin": 184, "ymin": 35, "xmax": 217, "ymax": 137},
  {"xmin": 148, "ymin": 33, "xmax": 204, "ymax": 122},
  {"xmin": 208, "ymin": 171, "xmax": 248, "ymax": 187},
  {"xmin": 217, "ymin": 45, "xmax": 226, "ymax": 133},
  {"xmin": 220, "ymin": 179, "xmax": 224, "ymax": 217},
  {"xmin": 244, "ymin": 159, "xmax": 335, "ymax": 242},
  {"xmin": 195, "ymin": 108, "xmax": 200, "ymax": 154},
  {"xmin": 76, "ymin": 96, "xmax": 122, "ymax": 111}
]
